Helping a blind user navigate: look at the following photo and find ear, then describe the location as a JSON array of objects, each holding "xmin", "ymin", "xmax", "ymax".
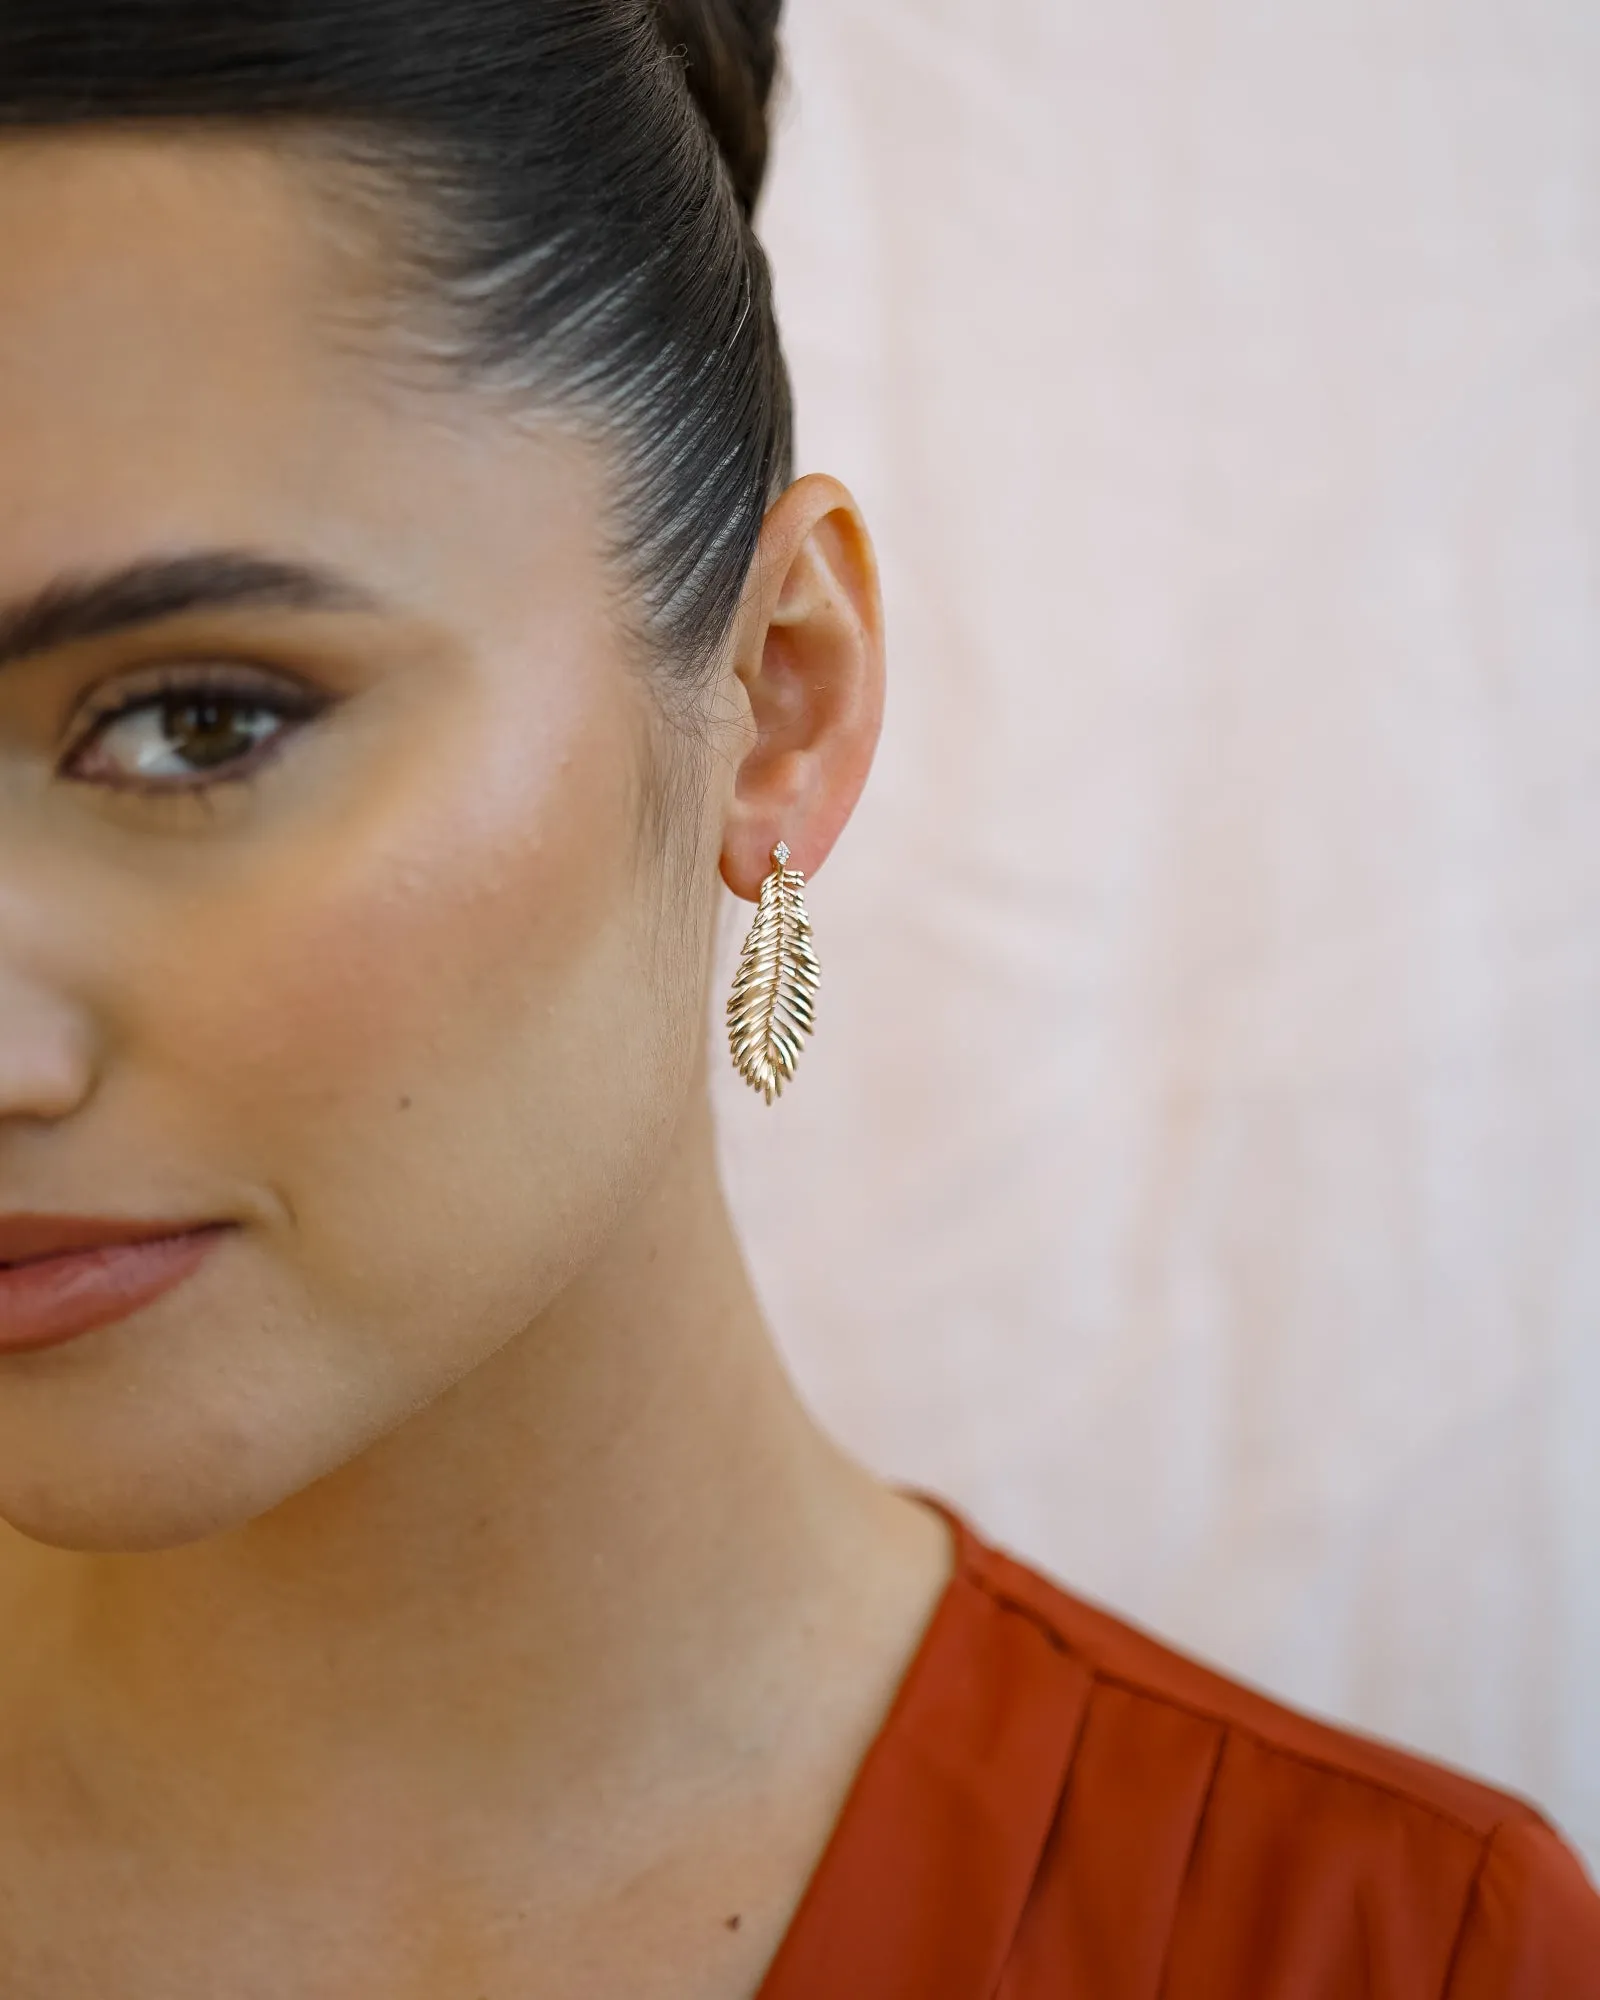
[{"xmin": 719, "ymin": 474, "xmax": 887, "ymax": 901}]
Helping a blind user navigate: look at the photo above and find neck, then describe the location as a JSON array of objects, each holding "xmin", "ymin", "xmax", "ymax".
[{"xmin": 0, "ymin": 1085, "xmax": 941, "ymax": 1832}]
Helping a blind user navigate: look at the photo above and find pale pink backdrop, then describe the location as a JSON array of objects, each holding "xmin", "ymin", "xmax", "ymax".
[{"xmin": 711, "ymin": 0, "xmax": 1600, "ymax": 1866}]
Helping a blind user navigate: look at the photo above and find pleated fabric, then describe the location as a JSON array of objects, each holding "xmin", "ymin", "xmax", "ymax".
[{"xmin": 757, "ymin": 1505, "xmax": 1600, "ymax": 1999}]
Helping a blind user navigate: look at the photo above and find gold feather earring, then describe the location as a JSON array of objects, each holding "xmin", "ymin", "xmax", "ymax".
[{"xmin": 727, "ymin": 841, "xmax": 820, "ymax": 1104}]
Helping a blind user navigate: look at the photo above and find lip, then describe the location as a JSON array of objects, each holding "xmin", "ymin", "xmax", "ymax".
[{"xmin": 0, "ymin": 1222, "xmax": 232, "ymax": 1356}]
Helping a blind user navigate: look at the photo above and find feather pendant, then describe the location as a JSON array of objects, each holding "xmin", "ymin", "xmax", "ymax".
[{"xmin": 727, "ymin": 841, "xmax": 820, "ymax": 1104}]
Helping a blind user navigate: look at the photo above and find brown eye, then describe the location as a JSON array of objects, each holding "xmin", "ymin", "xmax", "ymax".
[
  {"xmin": 63, "ymin": 674, "xmax": 319, "ymax": 791},
  {"xmin": 158, "ymin": 694, "xmax": 269, "ymax": 770}
]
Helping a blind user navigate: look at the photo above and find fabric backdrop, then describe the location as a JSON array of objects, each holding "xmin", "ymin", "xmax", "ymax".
[{"xmin": 710, "ymin": 0, "xmax": 1600, "ymax": 1867}]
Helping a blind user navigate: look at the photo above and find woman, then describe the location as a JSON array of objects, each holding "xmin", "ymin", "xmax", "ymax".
[{"xmin": 0, "ymin": 2, "xmax": 1594, "ymax": 1993}]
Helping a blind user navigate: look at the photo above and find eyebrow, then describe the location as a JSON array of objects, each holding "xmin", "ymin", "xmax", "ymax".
[{"xmin": 0, "ymin": 551, "xmax": 383, "ymax": 673}]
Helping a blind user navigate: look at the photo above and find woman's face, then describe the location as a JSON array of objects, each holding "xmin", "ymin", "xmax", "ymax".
[{"xmin": 0, "ymin": 131, "xmax": 726, "ymax": 1551}]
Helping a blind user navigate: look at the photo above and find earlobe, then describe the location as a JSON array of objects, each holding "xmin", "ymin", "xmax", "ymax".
[{"xmin": 719, "ymin": 474, "xmax": 886, "ymax": 902}]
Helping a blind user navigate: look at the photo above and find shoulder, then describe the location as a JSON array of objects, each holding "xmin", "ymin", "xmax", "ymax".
[{"xmin": 944, "ymin": 1512, "xmax": 1600, "ymax": 1995}]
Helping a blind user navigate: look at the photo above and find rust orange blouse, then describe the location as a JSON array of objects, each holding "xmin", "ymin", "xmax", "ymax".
[{"xmin": 757, "ymin": 1504, "xmax": 1600, "ymax": 1998}]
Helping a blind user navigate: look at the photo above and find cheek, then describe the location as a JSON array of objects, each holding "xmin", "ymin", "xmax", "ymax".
[
  {"xmin": 0, "ymin": 680, "xmax": 677, "ymax": 1555},
  {"xmin": 130, "ymin": 663, "xmax": 667, "ymax": 1345}
]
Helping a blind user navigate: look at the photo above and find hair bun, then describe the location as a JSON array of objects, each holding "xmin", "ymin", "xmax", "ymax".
[{"xmin": 651, "ymin": 0, "xmax": 782, "ymax": 218}]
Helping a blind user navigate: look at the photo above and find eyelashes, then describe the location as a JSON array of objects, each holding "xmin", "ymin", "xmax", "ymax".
[{"xmin": 59, "ymin": 664, "xmax": 329, "ymax": 795}]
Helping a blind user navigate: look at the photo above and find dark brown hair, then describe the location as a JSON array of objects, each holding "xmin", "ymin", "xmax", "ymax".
[{"xmin": 0, "ymin": 0, "xmax": 794, "ymax": 685}]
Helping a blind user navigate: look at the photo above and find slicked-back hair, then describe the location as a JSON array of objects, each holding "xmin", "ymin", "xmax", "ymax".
[{"xmin": 0, "ymin": 0, "xmax": 793, "ymax": 690}]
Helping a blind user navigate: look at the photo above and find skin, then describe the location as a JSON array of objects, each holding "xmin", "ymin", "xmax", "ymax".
[{"xmin": 0, "ymin": 129, "xmax": 952, "ymax": 1999}]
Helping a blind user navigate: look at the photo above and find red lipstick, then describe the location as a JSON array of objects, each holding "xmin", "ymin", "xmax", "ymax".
[{"xmin": 0, "ymin": 1218, "xmax": 232, "ymax": 1356}]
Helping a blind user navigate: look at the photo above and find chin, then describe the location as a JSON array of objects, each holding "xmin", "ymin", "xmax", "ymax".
[
  {"xmin": 0, "ymin": 1279, "xmax": 436, "ymax": 1554},
  {"xmin": 0, "ymin": 1386, "xmax": 380, "ymax": 1556},
  {"xmin": 0, "ymin": 1441, "xmax": 325, "ymax": 1553},
  {"xmin": 0, "ymin": 1490, "xmax": 246, "ymax": 1556}
]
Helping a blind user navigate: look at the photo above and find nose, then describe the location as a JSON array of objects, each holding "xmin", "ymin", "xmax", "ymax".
[{"xmin": 0, "ymin": 948, "xmax": 96, "ymax": 1128}]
